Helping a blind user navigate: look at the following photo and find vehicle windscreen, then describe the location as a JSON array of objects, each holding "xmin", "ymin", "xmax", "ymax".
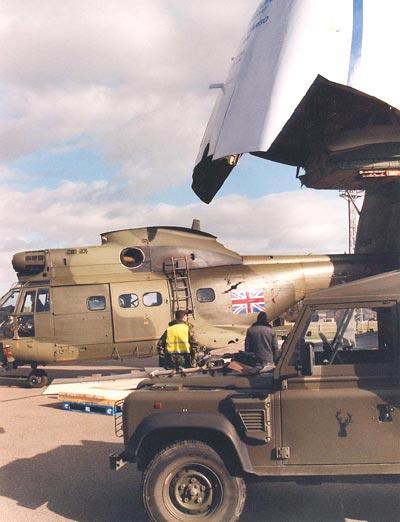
[{"xmin": 293, "ymin": 305, "xmax": 395, "ymax": 366}]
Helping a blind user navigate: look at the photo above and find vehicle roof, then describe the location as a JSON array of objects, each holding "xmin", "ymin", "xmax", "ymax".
[{"xmin": 304, "ymin": 270, "xmax": 400, "ymax": 304}]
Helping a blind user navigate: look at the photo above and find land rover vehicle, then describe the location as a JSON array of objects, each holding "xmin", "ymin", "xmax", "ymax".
[{"xmin": 110, "ymin": 271, "xmax": 400, "ymax": 522}]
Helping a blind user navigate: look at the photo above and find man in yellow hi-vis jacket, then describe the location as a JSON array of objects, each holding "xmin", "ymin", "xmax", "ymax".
[{"xmin": 157, "ymin": 310, "xmax": 198, "ymax": 369}]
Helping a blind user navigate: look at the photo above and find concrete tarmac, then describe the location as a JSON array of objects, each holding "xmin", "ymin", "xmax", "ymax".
[{"xmin": 1, "ymin": 358, "xmax": 399, "ymax": 522}]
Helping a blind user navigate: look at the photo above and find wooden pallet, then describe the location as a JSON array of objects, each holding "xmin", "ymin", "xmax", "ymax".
[{"xmin": 57, "ymin": 389, "xmax": 131, "ymax": 404}]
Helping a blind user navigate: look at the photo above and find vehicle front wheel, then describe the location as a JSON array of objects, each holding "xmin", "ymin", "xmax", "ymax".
[{"xmin": 142, "ymin": 440, "xmax": 246, "ymax": 522}]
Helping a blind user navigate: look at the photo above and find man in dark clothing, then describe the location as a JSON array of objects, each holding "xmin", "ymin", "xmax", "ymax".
[
  {"xmin": 157, "ymin": 310, "xmax": 198, "ymax": 369},
  {"xmin": 244, "ymin": 312, "xmax": 280, "ymax": 366}
]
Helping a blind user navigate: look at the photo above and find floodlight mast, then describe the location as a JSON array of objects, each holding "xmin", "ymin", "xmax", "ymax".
[{"xmin": 340, "ymin": 190, "xmax": 363, "ymax": 254}]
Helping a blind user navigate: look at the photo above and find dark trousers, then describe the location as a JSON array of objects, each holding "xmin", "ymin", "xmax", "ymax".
[{"xmin": 161, "ymin": 352, "xmax": 191, "ymax": 369}]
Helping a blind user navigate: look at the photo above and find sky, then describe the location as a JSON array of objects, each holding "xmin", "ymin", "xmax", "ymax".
[{"xmin": 0, "ymin": 0, "xmax": 349, "ymax": 294}]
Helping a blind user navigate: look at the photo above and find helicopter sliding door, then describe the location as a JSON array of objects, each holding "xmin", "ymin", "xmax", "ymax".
[
  {"xmin": 52, "ymin": 284, "xmax": 112, "ymax": 345},
  {"xmin": 110, "ymin": 280, "xmax": 170, "ymax": 344}
]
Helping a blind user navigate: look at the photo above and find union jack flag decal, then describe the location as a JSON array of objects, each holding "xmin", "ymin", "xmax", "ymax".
[{"xmin": 231, "ymin": 288, "xmax": 265, "ymax": 315}]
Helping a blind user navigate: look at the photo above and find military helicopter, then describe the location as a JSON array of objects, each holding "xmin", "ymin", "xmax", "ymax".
[{"xmin": 0, "ymin": 219, "xmax": 386, "ymax": 387}]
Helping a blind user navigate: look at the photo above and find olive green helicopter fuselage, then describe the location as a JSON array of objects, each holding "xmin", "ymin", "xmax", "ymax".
[{"xmin": 0, "ymin": 224, "xmax": 385, "ymax": 385}]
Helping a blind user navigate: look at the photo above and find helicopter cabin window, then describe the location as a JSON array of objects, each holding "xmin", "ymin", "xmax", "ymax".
[
  {"xmin": 196, "ymin": 288, "xmax": 215, "ymax": 303},
  {"xmin": 21, "ymin": 291, "xmax": 36, "ymax": 313},
  {"xmin": 120, "ymin": 247, "xmax": 145, "ymax": 268},
  {"xmin": 143, "ymin": 292, "xmax": 162, "ymax": 307},
  {"xmin": 36, "ymin": 288, "xmax": 50, "ymax": 312},
  {"xmin": 293, "ymin": 305, "xmax": 396, "ymax": 368},
  {"xmin": 87, "ymin": 296, "xmax": 106, "ymax": 311},
  {"xmin": 119, "ymin": 293, "xmax": 139, "ymax": 308}
]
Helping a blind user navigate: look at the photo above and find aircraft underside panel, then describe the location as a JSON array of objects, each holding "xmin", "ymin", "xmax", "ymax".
[
  {"xmin": 356, "ymin": 185, "xmax": 400, "ymax": 264},
  {"xmin": 193, "ymin": 0, "xmax": 400, "ymax": 202}
]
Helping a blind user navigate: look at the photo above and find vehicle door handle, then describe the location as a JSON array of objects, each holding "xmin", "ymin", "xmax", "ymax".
[{"xmin": 377, "ymin": 404, "xmax": 395, "ymax": 422}]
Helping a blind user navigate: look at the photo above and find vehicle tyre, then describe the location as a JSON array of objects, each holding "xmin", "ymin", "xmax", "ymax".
[
  {"xmin": 142, "ymin": 440, "xmax": 246, "ymax": 522},
  {"xmin": 27, "ymin": 370, "xmax": 49, "ymax": 388}
]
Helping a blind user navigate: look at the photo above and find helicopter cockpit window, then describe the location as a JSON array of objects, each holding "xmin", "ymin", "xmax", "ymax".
[
  {"xmin": 21, "ymin": 291, "xmax": 36, "ymax": 313},
  {"xmin": 120, "ymin": 248, "xmax": 145, "ymax": 268},
  {"xmin": 36, "ymin": 289, "xmax": 50, "ymax": 312},
  {"xmin": 119, "ymin": 293, "xmax": 139, "ymax": 308},
  {"xmin": 196, "ymin": 288, "xmax": 215, "ymax": 303},
  {"xmin": 87, "ymin": 295, "xmax": 106, "ymax": 311},
  {"xmin": 0, "ymin": 289, "xmax": 19, "ymax": 315},
  {"xmin": 143, "ymin": 292, "xmax": 162, "ymax": 307},
  {"xmin": 0, "ymin": 289, "xmax": 19, "ymax": 338},
  {"xmin": 293, "ymin": 305, "xmax": 395, "ymax": 367}
]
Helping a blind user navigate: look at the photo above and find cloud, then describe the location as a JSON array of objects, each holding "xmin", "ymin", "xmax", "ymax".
[
  {"xmin": 0, "ymin": 176, "xmax": 348, "ymax": 293},
  {"xmin": 0, "ymin": 0, "xmax": 259, "ymax": 193},
  {"xmin": 0, "ymin": 1, "xmax": 352, "ymax": 295}
]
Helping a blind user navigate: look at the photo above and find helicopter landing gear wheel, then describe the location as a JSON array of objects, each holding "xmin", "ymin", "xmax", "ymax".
[{"xmin": 27, "ymin": 369, "xmax": 49, "ymax": 388}]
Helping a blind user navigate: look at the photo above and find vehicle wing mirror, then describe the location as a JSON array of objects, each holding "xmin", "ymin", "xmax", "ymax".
[{"xmin": 298, "ymin": 342, "xmax": 314, "ymax": 376}]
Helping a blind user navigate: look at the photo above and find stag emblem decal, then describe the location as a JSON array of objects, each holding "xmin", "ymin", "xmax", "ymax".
[{"xmin": 335, "ymin": 410, "xmax": 353, "ymax": 437}]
